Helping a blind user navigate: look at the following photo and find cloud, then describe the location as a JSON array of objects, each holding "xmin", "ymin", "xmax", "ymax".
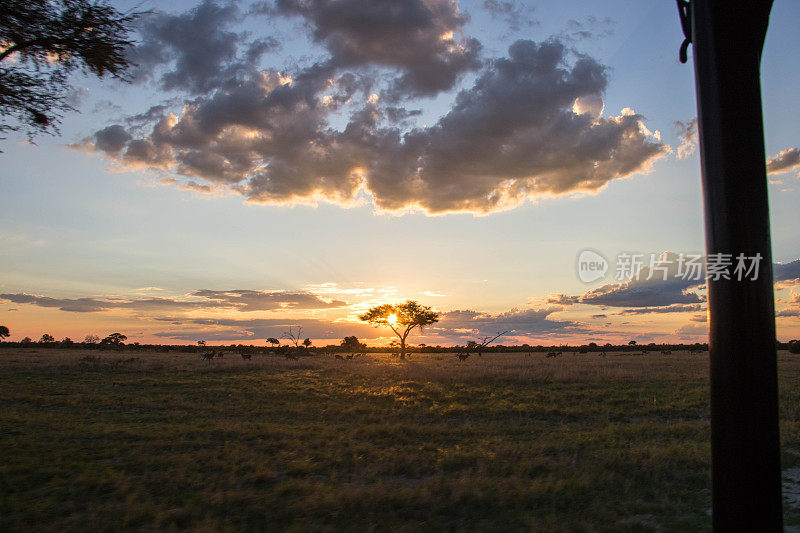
[
  {"xmin": 777, "ymin": 309, "xmax": 800, "ymax": 318},
  {"xmin": 775, "ymin": 260, "xmax": 800, "ymax": 285},
  {"xmin": 483, "ymin": 1, "xmax": 537, "ymax": 33},
  {"xmin": 93, "ymin": 125, "xmax": 133, "ymax": 155},
  {"xmin": 766, "ymin": 148, "xmax": 800, "ymax": 175},
  {"xmin": 423, "ymin": 291, "xmax": 447, "ymax": 297},
  {"xmin": 125, "ymin": 0, "xmax": 279, "ymax": 95},
  {"xmin": 432, "ymin": 306, "xmax": 585, "ymax": 338},
  {"xmin": 83, "ymin": 38, "xmax": 665, "ymax": 214},
  {"xmin": 582, "ymin": 278, "xmax": 703, "ymax": 308},
  {"xmin": 674, "ymin": 118, "xmax": 697, "ymax": 159},
  {"xmin": 550, "ymin": 252, "xmax": 706, "ymax": 308},
  {"xmin": 558, "ymin": 255, "xmax": 799, "ymax": 309},
  {"xmin": 190, "ymin": 289, "xmax": 346, "ymax": 310},
  {"xmin": 154, "ymin": 317, "xmax": 376, "ymax": 341},
  {"xmin": 146, "ymin": 304, "xmax": 586, "ymax": 343},
  {"xmin": 547, "ymin": 293, "xmax": 581, "ymax": 305},
  {"xmin": 617, "ymin": 303, "xmax": 704, "ymax": 315},
  {"xmin": 275, "ymin": 0, "xmax": 482, "ymax": 99},
  {"xmin": 674, "ymin": 322, "xmax": 708, "ymax": 338},
  {"xmin": 0, "ymin": 290, "xmax": 344, "ymax": 313},
  {"xmin": 0, "ymin": 293, "xmax": 204, "ymax": 313},
  {"xmin": 563, "ymin": 16, "xmax": 614, "ymax": 42}
]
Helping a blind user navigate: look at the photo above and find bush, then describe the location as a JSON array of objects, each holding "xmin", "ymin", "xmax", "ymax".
[{"xmin": 789, "ymin": 341, "xmax": 800, "ymax": 354}]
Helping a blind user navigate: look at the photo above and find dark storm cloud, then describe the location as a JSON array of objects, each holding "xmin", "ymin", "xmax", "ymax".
[
  {"xmin": 274, "ymin": 0, "xmax": 482, "ymax": 98},
  {"xmin": 83, "ymin": 38, "xmax": 665, "ymax": 214},
  {"xmin": 0, "ymin": 290, "xmax": 344, "ymax": 313},
  {"xmin": 126, "ymin": 0, "xmax": 278, "ymax": 95},
  {"xmin": 362, "ymin": 40, "xmax": 665, "ymax": 212},
  {"xmin": 766, "ymin": 148, "xmax": 800, "ymax": 175},
  {"xmin": 580, "ymin": 277, "xmax": 703, "ymax": 308},
  {"xmin": 93, "ymin": 124, "xmax": 133, "ymax": 155}
]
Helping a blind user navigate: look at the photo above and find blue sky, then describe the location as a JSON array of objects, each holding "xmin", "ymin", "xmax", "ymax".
[{"xmin": 1, "ymin": 0, "xmax": 799, "ymax": 345}]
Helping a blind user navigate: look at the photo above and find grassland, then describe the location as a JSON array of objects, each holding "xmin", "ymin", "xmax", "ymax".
[{"xmin": 1, "ymin": 348, "xmax": 800, "ymax": 532}]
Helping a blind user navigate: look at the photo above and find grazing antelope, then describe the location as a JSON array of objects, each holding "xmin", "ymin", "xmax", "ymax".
[
  {"xmin": 599, "ymin": 351, "xmax": 606, "ymax": 358},
  {"xmin": 456, "ymin": 352, "xmax": 470, "ymax": 361},
  {"xmin": 201, "ymin": 352, "xmax": 214, "ymax": 361},
  {"xmin": 546, "ymin": 352, "xmax": 557, "ymax": 358},
  {"xmin": 335, "ymin": 354, "xmax": 344, "ymax": 360},
  {"xmin": 240, "ymin": 352, "xmax": 252, "ymax": 360}
]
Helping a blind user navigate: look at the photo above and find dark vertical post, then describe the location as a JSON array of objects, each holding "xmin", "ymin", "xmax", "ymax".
[{"xmin": 685, "ymin": 0, "xmax": 782, "ymax": 529}]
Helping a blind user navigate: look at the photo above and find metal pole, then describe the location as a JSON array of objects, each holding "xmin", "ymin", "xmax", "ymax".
[{"xmin": 681, "ymin": 0, "xmax": 782, "ymax": 529}]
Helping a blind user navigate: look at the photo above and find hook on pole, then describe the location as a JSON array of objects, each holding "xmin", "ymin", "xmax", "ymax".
[{"xmin": 676, "ymin": 0, "xmax": 692, "ymax": 63}]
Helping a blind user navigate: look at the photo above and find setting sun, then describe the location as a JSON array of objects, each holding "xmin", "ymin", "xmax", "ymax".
[{"xmin": 387, "ymin": 313, "xmax": 398, "ymax": 325}]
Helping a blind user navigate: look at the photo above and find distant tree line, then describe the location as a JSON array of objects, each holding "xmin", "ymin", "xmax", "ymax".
[{"xmin": 2, "ymin": 321, "xmax": 798, "ymax": 355}]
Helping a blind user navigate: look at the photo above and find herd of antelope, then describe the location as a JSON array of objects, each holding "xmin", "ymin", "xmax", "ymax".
[{"xmin": 199, "ymin": 348, "xmax": 706, "ymax": 362}]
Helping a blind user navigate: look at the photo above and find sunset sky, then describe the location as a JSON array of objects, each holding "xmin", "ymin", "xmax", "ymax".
[{"xmin": 1, "ymin": 0, "xmax": 799, "ymax": 346}]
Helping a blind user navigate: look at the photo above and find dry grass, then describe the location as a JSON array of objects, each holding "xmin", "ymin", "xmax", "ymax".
[
  {"xmin": 2, "ymin": 347, "xmax": 712, "ymax": 381},
  {"xmin": 1, "ymin": 347, "xmax": 799, "ymax": 531}
]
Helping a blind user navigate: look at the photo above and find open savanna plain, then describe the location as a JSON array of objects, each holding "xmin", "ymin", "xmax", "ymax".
[{"xmin": 2, "ymin": 348, "xmax": 800, "ymax": 532}]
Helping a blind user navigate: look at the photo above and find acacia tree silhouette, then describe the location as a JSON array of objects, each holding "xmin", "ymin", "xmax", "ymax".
[
  {"xmin": 359, "ymin": 301, "xmax": 439, "ymax": 360},
  {"xmin": 0, "ymin": 325, "xmax": 9, "ymax": 341}
]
